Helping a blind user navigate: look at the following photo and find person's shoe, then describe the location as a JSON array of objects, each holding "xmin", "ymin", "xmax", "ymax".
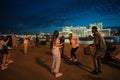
[
  {"xmin": 69, "ymin": 58, "xmax": 73, "ymax": 61},
  {"xmin": 8, "ymin": 60, "xmax": 14, "ymax": 64},
  {"xmin": 1, "ymin": 66, "xmax": 8, "ymax": 70},
  {"xmin": 73, "ymin": 59, "xmax": 77, "ymax": 62},
  {"xmin": 8, "ymin": 47, "xmax": 13, "ymax": 49},
  {"xmin": 1, "ymin": 65, "xmax": 8, "ymax": 70},
  {"xmin": 5, "ymin": 63, "xmax": 8, "ymax": 66},
  {"xmin": 55, "ymin": 73, "xmax": 63, "ymax": 78},
  {"xmin": 90, "ymin": 70, "xmax": 99, "ymax": 75}
]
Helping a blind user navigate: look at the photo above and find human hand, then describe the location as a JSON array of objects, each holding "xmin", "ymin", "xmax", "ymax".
[
  {"xmin": 61, "ymin": 43, "xmax": 63, "ymax": 45},
  {"xmin": 88, "ymin": 35, "xmax": 92, "ymax": 38}
]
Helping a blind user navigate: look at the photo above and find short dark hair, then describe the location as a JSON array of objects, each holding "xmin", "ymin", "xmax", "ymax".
[{"xmin": 92, "ymin": 26, "xmax": 97, "ymax": 31}]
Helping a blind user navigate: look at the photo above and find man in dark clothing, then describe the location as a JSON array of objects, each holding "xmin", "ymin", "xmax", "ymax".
[
  {"xmin": 89, "ymin": 26, "xmax": 106, "ymax": 75},
  {"xmin": 6, "ymin": 32, "xmax": 13, "ymax": 48}
]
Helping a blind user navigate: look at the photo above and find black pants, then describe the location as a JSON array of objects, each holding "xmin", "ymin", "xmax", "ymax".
[
  {"xmin": 93, "ymin": 48, "xmax": 105, "ymax": 72},
  {"xmin": 36, "ymin": 42, "xmax": 39, "ymax": 48},
  {"xmin": 71, "ymin": 47, "xmax": 79, "ymax": 59},
  {"xmin": 60, "ymin": 48, "xmax": 64, "ymax": 58}
]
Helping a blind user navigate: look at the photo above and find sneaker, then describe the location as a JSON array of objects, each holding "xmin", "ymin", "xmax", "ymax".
[
  {"xmin": 1, "ymin": 65, "xmax": 8, "ymax": 70},
  {"xmin": 8, "ymin": 47, "xmax": 13, "ymax": 49},
  {"xmin": 1, "ymin": 64, "xmax": 6, "ymax": 67},
  {"xmin": 90, "ymin": 70, "xmax": 99, "ymax": 75},
  {"xmin": 5, "ymin": 63, "xmax": 8, "ymax": 66},
  {"xmin": 8, "ymin": 60, "xmax": 14, "ymax": 64},
  {"xmin": 69, "ymin": 58, "xmax": 73, "ymax": 61},
  {"xmin": 55, "ymin": 73, "xmax": 63, "ymax": 78},
  {"xmin": 73, "ymin": 59, "xmax": 77, "ymax": 62}
]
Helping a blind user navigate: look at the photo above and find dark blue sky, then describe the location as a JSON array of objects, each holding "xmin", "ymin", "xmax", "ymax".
[{"xmin": 0, "ymin": 0, "xmax": 120, "ymax": 34}]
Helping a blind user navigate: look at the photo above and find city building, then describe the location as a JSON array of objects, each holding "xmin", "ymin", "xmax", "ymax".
[{"xmin": 60, "ymin": 22, "xmax": 111, "ymax": 38}]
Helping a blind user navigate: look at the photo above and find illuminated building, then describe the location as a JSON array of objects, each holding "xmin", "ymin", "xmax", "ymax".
[
  {"xmin": 89, "ymin": 22, "xmax": 111, "ymax": 37},
  {"xmin": 60, "ymin": 22, "xmax": 111, "ymax": 37}
]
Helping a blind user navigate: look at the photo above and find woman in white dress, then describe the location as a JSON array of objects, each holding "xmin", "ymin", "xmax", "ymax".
[{"xmin": 51, "ymin": 30, "xmax": 63, "ymax": 78}]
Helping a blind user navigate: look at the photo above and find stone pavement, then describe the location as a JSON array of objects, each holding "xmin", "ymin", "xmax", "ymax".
[{"xmin": 0, "ymin": 42, "xmax": 120, "ymax": 80}]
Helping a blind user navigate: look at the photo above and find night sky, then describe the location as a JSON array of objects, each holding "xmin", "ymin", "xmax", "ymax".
[{"xmin": 0, "ymin": 0, "xmax": 120, "ymax": 34}]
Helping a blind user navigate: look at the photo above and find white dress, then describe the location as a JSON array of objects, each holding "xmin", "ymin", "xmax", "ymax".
[{"xmin": 51, "ymin": 38, "xmax": 61, "ymax": 73}]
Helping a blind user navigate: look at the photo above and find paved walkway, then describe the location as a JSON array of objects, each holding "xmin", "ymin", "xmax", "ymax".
[{"xmin": 0, "ymin": 42, "xmax": 120, "ymax": 80}]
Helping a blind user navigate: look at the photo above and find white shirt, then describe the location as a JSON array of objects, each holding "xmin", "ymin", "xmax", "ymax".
[
  {"xmin": 71, "ymin": 36, "xmax": 79, "ymax": 48},
  {"xmin": 23, "ymin": 35, "xmax": 29, "ymax": 44}
]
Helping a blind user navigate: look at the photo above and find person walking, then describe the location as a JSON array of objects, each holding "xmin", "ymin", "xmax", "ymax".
[
  {"xmin": 13, "ymin": 35, "xmax": 18, "ymax": 48},
  {"xmin": 89, "ymin": 26, "xmax": 106, "ymax": 75},
  {"xmin": 23, "ymin": 32, "xmax": 29, "ymax": 55},
  {"xmin": 29, "ymin": 34, "xmax": 34, "ymax": 48}
]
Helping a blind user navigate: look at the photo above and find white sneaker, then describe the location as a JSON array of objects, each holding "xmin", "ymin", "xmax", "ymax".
[
  {"xmin": 55, "ymin": 73, "xmax": 63, "ymax": 78},
  {"xmin": 8, "ymin": 60, "xmax": 14, "ymax": 64},
  {"xmin": 69, "ymin": 58, "xmax": 73, "ymax": 61},
  {"xmin": 5, "ymin": 63, "xmax": 8, "ymax": 66},
  {"xmin": 8, "ymin": 47, "xmax": 13, "ymax": 49},
  {"xmin": 73, "ymin": 59, "xmax": 77, "ymax": 62},
  {"xmin": 1, "ymin": 65, "xmax": 8, "ymax": 70}
]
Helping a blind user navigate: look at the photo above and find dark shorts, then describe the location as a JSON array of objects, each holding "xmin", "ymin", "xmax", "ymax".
[
  {"xmin": 0, "ymin": 49, "xmax": 8, "ymax": 55},
  {"xmin": 7, "ymin": 43, "xmax": 13, "ymax": 47}
]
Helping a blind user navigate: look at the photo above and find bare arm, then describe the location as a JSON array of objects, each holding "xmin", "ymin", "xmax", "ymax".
[
  {"xmin": 55, "ymin": 38, "xmax": 63, "ymax": 48},
  {"xmin": 4, "ymin": 38, "xmax": 9, "ymax": 45}
]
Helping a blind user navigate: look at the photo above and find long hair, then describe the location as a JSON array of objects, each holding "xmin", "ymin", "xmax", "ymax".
[{"xmin": 50, "ymin": 30, "xmax": 59, "ymax": 49}]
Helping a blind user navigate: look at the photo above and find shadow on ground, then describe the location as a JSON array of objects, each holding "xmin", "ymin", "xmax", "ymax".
[
  {"xmin": 101, "ymin": 58, "xmax": 120, "ymax": 69},
  {"xmin": 35, "ymin": 57, "xmax": 51, "ymax": 73},
  {"xmin": 82, "ymin": 74, "xmax": 104, "ymax": 80},
  {"xmin": 62, "ymin": 55, "xmax": 93, "ymax": 73},
  {"xmin": 45, "ymin": 51, "xmax": 52, "ymax": 56}
]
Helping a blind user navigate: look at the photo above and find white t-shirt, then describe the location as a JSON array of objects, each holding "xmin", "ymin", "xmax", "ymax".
[
  {"xmin": 71, "ymin": 36, "xmax": 79, "ymax": 48},
  {"xmin": 23, "ymin": 35, "xmax": 29, "ymax": 44}
]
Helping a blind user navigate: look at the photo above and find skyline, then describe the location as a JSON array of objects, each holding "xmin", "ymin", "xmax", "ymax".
[{"xmin": 0, "ymin": 0, "xmax": 120, "ymax": 34}]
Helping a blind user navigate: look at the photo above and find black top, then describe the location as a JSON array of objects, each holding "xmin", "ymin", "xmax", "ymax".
[{"xmin": 6, "ymin": 35, "xmax": 13, "ymax": 47}]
